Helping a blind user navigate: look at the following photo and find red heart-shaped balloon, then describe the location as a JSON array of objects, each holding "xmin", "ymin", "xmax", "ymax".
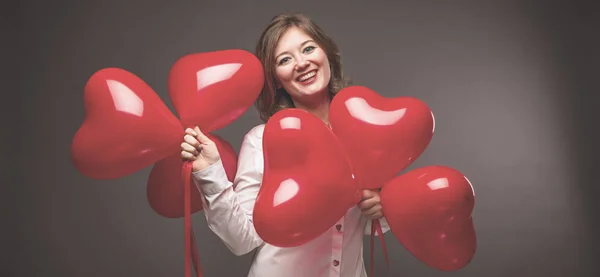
[
  {"xmin": 329, "ymin": 86, "xmax": 435, "ymax": 189},
  {"xmin": 380, "ymin": 165, "xmax": 476, "ymax": 271},
  {"xmin": 253, "ymin": 109, "xmax": 360, "ymax": 247},
  {"xmin": 71, "ymin": 68, "xmax": 183, "ymax": 180},
  {"xmin": 146, "ymin": 133, "xmax": 238, "ymax": 218},
  {"xmin": 168, "ymin": 49, "xmax": 264, "ymax": 132}
]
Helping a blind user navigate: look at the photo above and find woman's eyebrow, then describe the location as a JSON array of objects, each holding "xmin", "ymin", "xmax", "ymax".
[{"xmin": 275, "ymin": 40, "xmax": 316, "ymax": 60}]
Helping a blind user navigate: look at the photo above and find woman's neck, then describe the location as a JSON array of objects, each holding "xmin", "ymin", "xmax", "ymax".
[{"xmin": 292, "ymin": 94, "xmax": 331, "ymax": 126}]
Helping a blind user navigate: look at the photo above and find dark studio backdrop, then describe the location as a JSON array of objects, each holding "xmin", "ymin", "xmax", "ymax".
[{"xmin": 9, "ymin": 0, "xmax": 600, "ymax": 276}]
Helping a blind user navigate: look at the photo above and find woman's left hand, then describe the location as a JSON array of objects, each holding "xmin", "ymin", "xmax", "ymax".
[{"xmin": 358, "ymin": 189, "xmax": 384, "ymax": 220}]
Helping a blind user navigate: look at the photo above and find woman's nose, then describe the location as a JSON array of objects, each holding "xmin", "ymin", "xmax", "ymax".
[{"xmin": 295, "ymin": 59, "xmax": 310, "ymax": 70}]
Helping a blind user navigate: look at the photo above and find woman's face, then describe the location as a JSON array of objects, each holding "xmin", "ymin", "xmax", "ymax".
[{"xmin": 273, "ymin": 26, "xmax": 331, "ymax": 104}]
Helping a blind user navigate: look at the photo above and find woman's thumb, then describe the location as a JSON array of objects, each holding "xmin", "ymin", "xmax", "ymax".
[{"xmin": 193, "ymin": 126, "xmax": 212, "ymax": 144}]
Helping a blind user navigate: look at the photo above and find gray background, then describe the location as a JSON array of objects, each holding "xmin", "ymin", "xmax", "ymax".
[{"xmin": 9, "ymin": 0, "xmax": 599, "ymax": 276}]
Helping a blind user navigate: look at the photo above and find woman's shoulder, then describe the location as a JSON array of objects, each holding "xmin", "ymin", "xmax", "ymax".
[{"xmin": 244, "ymin": 123, "xmax": 266, "ymax": 141}]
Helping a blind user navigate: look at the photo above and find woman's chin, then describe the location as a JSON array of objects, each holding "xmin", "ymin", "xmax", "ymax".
[
  {"xmin": 296, "ymin": 90, "xmax": 326, "ymax": 101},
  {"xmin": 298, "ymin": 85, "xmax": 329, "ymax": 97},
  {"xmin": 290, "ymin": 91, "xmax": 330, "ymax": 108}
]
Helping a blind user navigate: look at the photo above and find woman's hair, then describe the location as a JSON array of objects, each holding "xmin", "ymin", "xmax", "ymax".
[{"xmin": 254, "ymin": 13, "xmax": 347, "ymax": 122}]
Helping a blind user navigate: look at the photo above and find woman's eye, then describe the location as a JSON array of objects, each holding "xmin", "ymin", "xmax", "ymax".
[
  {"xmin": 278, "ymin": 57, "xmax": 290, "ymax": 65},
  {"xmin": 303, "ymin": 46, "xmax": 316, "ymax": 53}
]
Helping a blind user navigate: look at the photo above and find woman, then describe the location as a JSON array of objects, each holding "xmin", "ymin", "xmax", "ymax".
[{"xmin": 180, "ymin": 13, "xmax": 389, "ymax": 277}]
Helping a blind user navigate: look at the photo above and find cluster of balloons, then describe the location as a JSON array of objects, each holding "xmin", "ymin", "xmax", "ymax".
[
  {"xmin": 71, "ymin": 49, "xmax": 476, "ymax": 276},
  {"xmin": 71, "ymin": 49, "xmax": 264, "ymax": 277},
  {"xmin": 253, "ymin": 86, "xmax": 477, "ymax": 274}
]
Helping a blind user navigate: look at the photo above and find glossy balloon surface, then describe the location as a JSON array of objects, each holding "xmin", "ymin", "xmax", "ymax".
[
  {"xmin": 71, "ymin": 68, "xmax": 183, "ymax": 180},
  {"xmin": 330, "ymin": 86, "xmax": 434, "ymax": 189},
  {"xmin": 253, "ymin": 109, "xmax": 360, "ymax": 247},
  {"xmin": 380, "ymin": 165, "xmax": 476, "ymax": 271},
  {"xmin": 168, "ymin": 49, "xmax": 264, "ymax": 132}
]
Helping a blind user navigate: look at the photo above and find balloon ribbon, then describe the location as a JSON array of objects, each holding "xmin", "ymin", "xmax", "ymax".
[
  {"xmin": 182, "ymin": 161, "xmax": 202, "ymax": 277},
  {"xmin": 369, "ymin": 218, "xmax": 390, "ymax": 277}
]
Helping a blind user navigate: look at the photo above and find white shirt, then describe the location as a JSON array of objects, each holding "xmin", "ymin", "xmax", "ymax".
[{"xmin": 192, "ymin": 124, "xmax": 390, "ymax": 277}]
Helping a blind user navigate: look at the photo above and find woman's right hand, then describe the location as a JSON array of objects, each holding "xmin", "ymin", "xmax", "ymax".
[{"xmin": 181, "ymin": 126, "xmax": 221, "ymax": 172}]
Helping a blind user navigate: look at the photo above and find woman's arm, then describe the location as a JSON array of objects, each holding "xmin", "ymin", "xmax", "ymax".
[{"xmin": 192, "ymin": 127, "xmax": 265, "ymax": 256}]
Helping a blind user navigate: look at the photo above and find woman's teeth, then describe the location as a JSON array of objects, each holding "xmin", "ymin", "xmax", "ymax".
[{"xmin": 298, "ymin": 71, "xmax": 316, "ymax": 82}]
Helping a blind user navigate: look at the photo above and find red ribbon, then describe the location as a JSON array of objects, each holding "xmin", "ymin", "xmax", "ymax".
[
  {"xmin": 369, "ymin": 218, "xmax": 390, "ymax": 277},
  {"xmin": 182, "ymin": 161, "xmax": 202, "ymax": 277}
]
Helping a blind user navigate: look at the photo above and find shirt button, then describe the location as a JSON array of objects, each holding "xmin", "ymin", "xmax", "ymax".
[
  {"xmin": 333, "ymin": 260, "xmax": 340, "ymax": 266},
  {"xmin": 335, "ymin": 224, "xmax": 342, "ymax": 231}
]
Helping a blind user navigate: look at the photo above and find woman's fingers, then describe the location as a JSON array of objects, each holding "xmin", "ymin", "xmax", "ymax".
[
  {"xmin": 184, "ymin": 134, "xmax": 201, "ymax": 148},
  {"xmin": 185, "ymin": 127, "xmax": 198, "ymax": 137},
  {"xmin": 181, "ymin": 142, "xmax": 198, "ymax": 156},
  {"xmin": 181, "ymin": 151, "xmax": 196, "ymax": 161}
]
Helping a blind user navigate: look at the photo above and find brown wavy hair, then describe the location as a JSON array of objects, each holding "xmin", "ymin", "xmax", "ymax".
[{"xmin": 254, "ymin": 13, "xmax": 348, "ymax": 122}]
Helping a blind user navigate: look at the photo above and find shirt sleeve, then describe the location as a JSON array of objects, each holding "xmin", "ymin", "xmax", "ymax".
[
  {"xmin": 191, "ymin": 127, "xmax": 265, "ymax": 256},
  {"xmin": 364, "ymin": 217, "xmax": 391, "ymax": 236}
]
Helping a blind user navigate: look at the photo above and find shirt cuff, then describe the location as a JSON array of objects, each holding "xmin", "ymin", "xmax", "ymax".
[{"xmin": 191, "ymin": 159, "xmax": 232, "ymax": 196}]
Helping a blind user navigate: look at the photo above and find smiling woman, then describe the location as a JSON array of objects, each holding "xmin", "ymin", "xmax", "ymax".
[
  {"xmin": 272, "ymin": 28, "xmax": 332, "ymax": 106},
  {"xmin": 179, "ymin": 13, "xmax": 390, "ymax": 277},
  {"xmin": 254, "ymin": 13, "xmax": 348, "ymax": 123}
]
